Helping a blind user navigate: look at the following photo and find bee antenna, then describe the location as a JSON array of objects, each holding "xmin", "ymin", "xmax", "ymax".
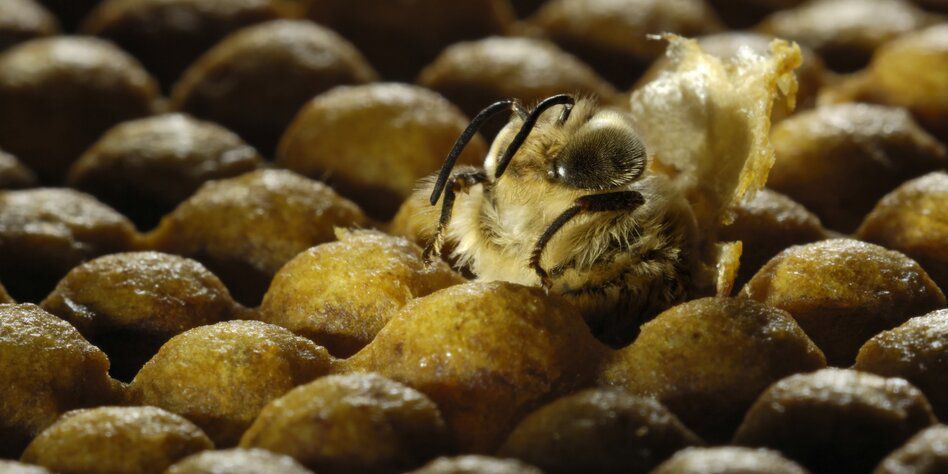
[
  {"xmin": 494, "ymin": 94, "xmax": 575, "ymax": 179},
  {"xmin": 430, "ymin": 100, "xmax": 517, "ymax": 205}
]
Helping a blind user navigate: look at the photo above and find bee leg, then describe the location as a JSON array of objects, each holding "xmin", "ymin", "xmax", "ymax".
[
  {"xmin": 531, "ymin": 207, "xmax": 581, "ymax": 288},
  {"xmin": 530, "ymin": 191, "xmax": 646, "ymax": 288},
  {"xmin": 423, "ymin": 170, "xmax": 488, "ymax": 264}
]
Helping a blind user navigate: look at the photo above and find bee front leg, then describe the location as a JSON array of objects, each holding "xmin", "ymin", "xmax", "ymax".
[
  {"xmin": 530, "ymin": 191, "xmax": 646, "ymax": 288},
  {"xmin": 423, "ymin": 170, "xmax": 488, "ymax": 264}
]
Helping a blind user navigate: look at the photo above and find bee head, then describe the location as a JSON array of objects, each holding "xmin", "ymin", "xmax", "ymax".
[
  {"xmin": 489, "ymin": 96, "xmax": 648, "ymax": 190},
  {"xmin": 429, "ymin": 95, "xmax": 648, "ymax": 205},
  {"xmin": 549, "ymin": 110, "xmax": 647, "ymax": 191}
]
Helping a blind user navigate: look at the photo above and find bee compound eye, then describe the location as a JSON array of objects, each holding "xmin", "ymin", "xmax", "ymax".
[{"xmin": 556, "ymin": 126, "xmax": 647, "ymax": 190}]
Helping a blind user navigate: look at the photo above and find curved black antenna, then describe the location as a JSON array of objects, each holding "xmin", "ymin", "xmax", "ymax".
[
  {"xmin": 429, "ymin": 100, "xmax": 515, "ymax": 205},
  {"xmin": 494, "ymin": 94, "xmax": 575, "ymax": 179}
]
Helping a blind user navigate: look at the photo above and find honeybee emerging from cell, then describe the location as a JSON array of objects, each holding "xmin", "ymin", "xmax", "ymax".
[
  {"xmin": 418, "ymin": 94, "xmax": 699, "ymax": 344},
  {"xmin": 411, "ymin": 36, "xmax": 801, "ymax": 345}
]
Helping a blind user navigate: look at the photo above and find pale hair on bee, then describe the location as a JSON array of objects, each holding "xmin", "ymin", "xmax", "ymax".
[
  {"xmin": 413, "ymin": 94, "xmax": 698, "ymax": 343},
  {"xmin": 406, "ymin": 36, "xmax": 803, "ymax": 346}
]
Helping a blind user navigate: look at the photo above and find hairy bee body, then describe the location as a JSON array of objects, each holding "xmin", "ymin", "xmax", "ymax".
[
  {"xmin": 412, "ymin": 97, "xmax": 700, "ymax": 343},
  {"xmin": 453, "ymin": 173, "xmax": 695, "ymax": 339},
  {"xmin": 410, "ymin": 37, "xmax": 803, "ymax": 343}
]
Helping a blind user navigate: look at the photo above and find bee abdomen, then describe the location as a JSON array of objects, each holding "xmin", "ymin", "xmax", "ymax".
[{"xmin": 560, "ymin": 238, "xmax": 690, "ymax": 346}]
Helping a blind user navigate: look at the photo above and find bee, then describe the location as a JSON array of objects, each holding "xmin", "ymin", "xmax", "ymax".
[{"xmin": 416, "ymin": 94, "xmax": 700, "ymax": 345}]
